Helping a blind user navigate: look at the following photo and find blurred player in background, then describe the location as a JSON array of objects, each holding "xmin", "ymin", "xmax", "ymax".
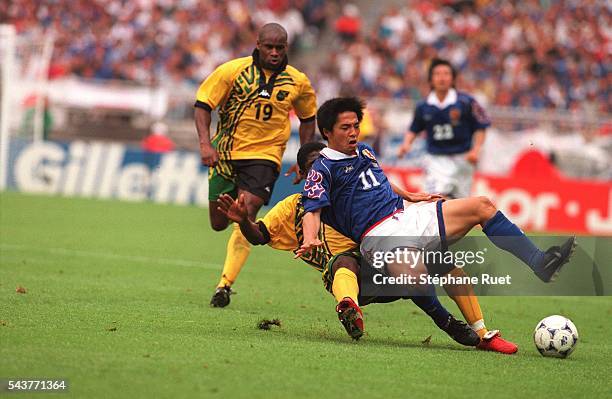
[
  {"xmin": 194, "ymin": 23, "xmax": 317, "ymax": 307},
  {"xmin": 398, "ymin": 58, "xmax": 490, "ymax": 198}
]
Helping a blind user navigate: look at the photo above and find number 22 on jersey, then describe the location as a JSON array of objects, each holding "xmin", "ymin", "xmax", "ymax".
[{"xmin": 433, "ymin": 124, "xmax": 454, "ymax": 140}]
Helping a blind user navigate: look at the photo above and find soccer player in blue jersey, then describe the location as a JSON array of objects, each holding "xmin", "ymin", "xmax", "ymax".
[
  {"xmin": 397, "ymin": 58, "xmax": 489, "ymax": 198},
  {"xmin": 216, "ymin": 142, "xmax": 483, "ymax": 347},
  {"xmin": 298, "ymin": 97, "xmax": 576, "ymax": 346}
]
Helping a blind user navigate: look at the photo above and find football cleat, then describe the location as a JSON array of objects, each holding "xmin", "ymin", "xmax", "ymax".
[
  {"xmin": 336, "ymin": 297, "xmax": 364, "ymax": 340},
  {"xmin": 535, "ymin": 236, "xmax": 577, "ymax": 282},
  {"xmin": 440, "ymin": 315, "xmax": 481, "ymax": 346},
  {"xmin": 477, "ymin": 330, "xmax": 518, "ymax": 354},
  {"xmin": 210, "ymin": 286, "xmax": 233, "ymax": 308}
]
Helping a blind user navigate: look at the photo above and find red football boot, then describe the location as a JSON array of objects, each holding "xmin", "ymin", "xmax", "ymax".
[
  {"xmin": 477, "ymin": 330, "xmax": 518, "ymax": 354},
  {"xmin": 336, "ymin": 297, "xmax": 364, "ymax": 340}
]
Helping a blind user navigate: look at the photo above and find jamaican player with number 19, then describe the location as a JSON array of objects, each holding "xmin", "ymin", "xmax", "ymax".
[{"xmin": 194, "ymin": 23, "xmax": 317, "ymax": 307}]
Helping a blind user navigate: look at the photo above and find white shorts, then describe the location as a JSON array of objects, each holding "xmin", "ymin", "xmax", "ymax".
[
  {"xmin": 424, "ymin": 153, "xmax": 474, "ymax": 198},
  {"xmin": 359, "ymin": 201, "xmax": 445, "ymax": 265}
]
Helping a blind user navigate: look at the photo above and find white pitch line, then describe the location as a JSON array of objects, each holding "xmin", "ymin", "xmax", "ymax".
[{"xmin": 0, "ymin": 243, "xmax": 222, "ymax": 270}]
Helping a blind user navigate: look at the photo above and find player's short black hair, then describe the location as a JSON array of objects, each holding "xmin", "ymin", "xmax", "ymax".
[
  {"xmin": 297, "ymin": 141, "xmax": 326, "ymax": 173},
  {"xmin": 428, "ymin": 58, "xmax": 457, "ymax": 83},
  {"xmin": 316, "ymin": 97, "xmax": 365, "ymax": 140}
]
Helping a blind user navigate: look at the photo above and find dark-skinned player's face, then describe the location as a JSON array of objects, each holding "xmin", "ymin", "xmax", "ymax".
[
  {"xmin": 300, "ymin": 150, "xmax": 322, "ymax": 178},
  {"xmin": 325, "ymin": 111, "xmax": 360, "ymax": 155},
  {"xmin": 431, "ymin": 64, "xmax": 453, "ymax": 92},
  {"xmin": 257, "ymin": 33, "xmax": 287, "ymax": 70}
]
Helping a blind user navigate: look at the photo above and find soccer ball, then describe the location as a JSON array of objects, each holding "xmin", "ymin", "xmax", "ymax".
[{"xmin": 533, "ymin": 315, "xmax": 579, "ymax": 358}]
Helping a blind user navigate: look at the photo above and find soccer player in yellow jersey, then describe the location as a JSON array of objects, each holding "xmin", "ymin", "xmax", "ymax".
[
  {"xmin": 194, "ymin": 23, "xmax": 317, "ymax": 307},
  {"xmin": 217, "ymin": 142, "xmax": 519, "ymax": 353}
]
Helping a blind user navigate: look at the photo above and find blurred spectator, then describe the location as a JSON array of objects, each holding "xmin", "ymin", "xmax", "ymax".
[
  {"xmin": 334, "ymin": 3, "xmax": 361, "ymax": 42},
  {"xmin": 321, "ymin": 0, "xmax": 611, "ymax": 113},
  {"xmin": 2, "ymin": 0, "xmax": 327, "ymax": 86},
  {"xmin": 2, "ymin": 0, "xmax": 609, "ymax": 113},
  {"xmin": 141, "ymin": 122, "xmax": 174, "ymax": 153}
]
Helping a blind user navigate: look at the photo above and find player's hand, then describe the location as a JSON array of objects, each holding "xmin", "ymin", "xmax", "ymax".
[
  {"xmin": 294, "ymin": 238, "xmax": 323, "ymax": 259},
  {"xmin": 397, "ymin": 141, "xmax": 412, "ymax": 158},
  {"xmin": 465, "ymin": 149, "xmax": 480, "ymax": 165},
  {"xmin": 216, "ymin": 194, "xmax": 248, "ymax": 224},
  {"xmin": 405, "ymin": 192, "xmax": 445, "ymax": 203},
  {"xmin": 284, "ymin": 163, "xmax": 302, "ymax": 184},
  {"xmin": 199, "ymin": 143, "xmax": 219, "ymax": 167}
]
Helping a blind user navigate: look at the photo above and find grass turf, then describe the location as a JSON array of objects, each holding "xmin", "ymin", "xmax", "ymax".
[{"xmin": 1, "ymin": 191, "xmax": 611, "ymax": 398}]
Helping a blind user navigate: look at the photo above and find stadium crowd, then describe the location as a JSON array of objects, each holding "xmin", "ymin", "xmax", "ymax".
[
  {"xmin": 2, "ymin": 0, "xmax": 610, "ymax": 113},
  {"xmin": 325, "ymin": 0, "xmax": 610, "ymax": 113},
  {"xmin": 2, "ymin": 0, "xmax": 327, "ymax": 86}
]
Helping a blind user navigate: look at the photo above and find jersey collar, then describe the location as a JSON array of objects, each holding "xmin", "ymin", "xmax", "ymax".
[
  {"xmin": 320, "ymin": 147, "xmax": 357, "ymax": 160},
  {"xmin": 426, "ymin": 88, "xmax": 457, "ymax": 109}
]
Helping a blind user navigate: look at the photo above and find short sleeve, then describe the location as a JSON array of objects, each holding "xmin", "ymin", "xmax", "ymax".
[
  {"xmin": 195, "ymin": 61, "xmax": 236, "ymax": 110},
  {"xmin": 260, "ymin": 194, "xmax": 299, "ymax": 251},
  {"xmin": 292, "ymin": 73, "xmax": 317, "ymax": 121},
  {"xmin": 468, "ymin": 98, "xmax": 491, "ymax": 130},
  {"xmin": 409, "ymin": 104, "xmax": 426, "ymax": 133},
  {"xmin": 301, "ymin": 159, "xmax": 331, "ymax": 212}
]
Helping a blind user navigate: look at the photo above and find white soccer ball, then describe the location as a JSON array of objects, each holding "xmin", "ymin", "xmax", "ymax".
[{"xmin": 533, "ymin": 315, "xmax": 579, "ymax": 358}]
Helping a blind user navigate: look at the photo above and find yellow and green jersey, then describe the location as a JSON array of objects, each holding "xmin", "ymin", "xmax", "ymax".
[
  {"xmin": 260, "ymin": 194, "xmax": 357, "ymax": 272},
  {"xmin": 195, "ymin": 52, "xmax": 317, "ymax": 171}
]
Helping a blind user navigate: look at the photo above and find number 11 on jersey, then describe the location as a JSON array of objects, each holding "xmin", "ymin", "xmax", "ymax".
[{"xmin": 359, "ymin": 168, "xmax": 380, "ymax": 190}]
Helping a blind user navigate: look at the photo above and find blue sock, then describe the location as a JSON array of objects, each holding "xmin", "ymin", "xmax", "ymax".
[
  {"xmin": 482, "ymin": 211, "xmax": 545, "ymax": 271},
  {"xmin": 411, "ymin": 286, "xmax": 450, "ymax": 328}
]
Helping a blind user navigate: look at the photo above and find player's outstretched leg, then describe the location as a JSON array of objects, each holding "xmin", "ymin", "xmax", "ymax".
[
  {"xmin": 388, "ymin": 254, "xmax": 479, "ymax": 346},
  {"xmin": 210, "ymin": 224, "xmax": 250, "ymax": 307},
  {"xmin": 476, "ymin": 330, "xmax": 518, "ymax": 354},
  {"xmin": 336, "ymin": 297, "xmax": 364, "ymax": 340},
  {"xmin": 441, "ymin": 197, "xmax": 576, "ymax": 282},
  {"xmin": 443, "ymin": 268, "xmax": 518, "ymax": 354},
  {"xmin": 331, "ymin": 256, "xmax": 363, "ymax": 340},
  {"xmin": 410, "ymin": 288, "xmax": 480, "ymax": 347},
  {"xmin": 210, "ymin": 285, "xmax": 233, "ymax": 307},
  {"xmin": 210, "ymin": 190, "xmax": 264, "ymax": 307}
]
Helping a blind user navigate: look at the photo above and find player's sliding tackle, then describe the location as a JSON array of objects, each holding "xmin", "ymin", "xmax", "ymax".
[
  {"xmin": 295, "ymin": 97, "xmax": 576, "ymax": 347},
  {"xmin": 217, "ymin": 142, "xmax": 519, "ymax": 354},
  {"xmin": 298, "ymin": 97, "xmax": 576, "ymax": 284}
]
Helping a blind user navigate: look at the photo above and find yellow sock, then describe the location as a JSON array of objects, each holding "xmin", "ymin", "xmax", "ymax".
[
  {"xmin": 332, "ymin": 268, "xmax": 359, "ymax": 305},
  {"xmin": 217, "ymin": 224, "xmax": 251, "ymax": 288},
  {"xmin": 445, "ymin": 268, "xmax": 488, "ymax": 338}
]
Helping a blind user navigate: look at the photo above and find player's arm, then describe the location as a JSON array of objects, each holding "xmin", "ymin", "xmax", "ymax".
[
  {"xmin": 294, "ymin": 73, "xmax": 317, "ymax": 145},
  {"xmin": 216, "ymin": 194, "xmax": 268, "ymax": 244},
  {"xmin": 398, "ymin": 104, "xmax": 425, "ymax": 158},
  {"xmin": 284, "ymin": 117, "xmax": 317, "ymax": 184},
  {"xmin": 398, "ymin": 132, "xmax": 419, "ymax": 158},
  {"xmin": 295, "ymin": 210, "xmax": 322, "ymax": 258},
  {"xmin": 298, "ymin": 118, "xmax": 316, "ymax": 146},
  {"xmin": 465, "ymin": 129, "xmax": 486, "ymax": 165},
  {"xmin": 390, "ymin": 182, "xmax": 444, "ymax": 203},
  {"xmin": 297, "ymin": 162, "xmax": 330, "ymax": 257},
  {"xmin": 194, "ymin": 62, "xmax": 234, "ymax": 167},
  {"xmin": 465, "ymin": 98, "xmax": 490, "ymax": 165},
  {"xmin": 194, "ymin": 107, "xmax": 218, "ymax": 167},
  {"xmin": 286, "ymin": 74, "xmax": 318, "ymax": 183}
]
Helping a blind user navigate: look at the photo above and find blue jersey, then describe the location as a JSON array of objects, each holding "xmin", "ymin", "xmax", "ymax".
[
  {"xmin": 302, "ymin": 143, "xmax": 403, "ymax": 243},
  {"xmin": 409, "ymin": 90, "xmax": 490, "ymax": 155}
]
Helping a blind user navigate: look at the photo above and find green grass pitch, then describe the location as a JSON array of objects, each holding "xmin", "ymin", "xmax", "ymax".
[{"xmin": 1, "ymin": 191, "xmax": 611, "ymax": 398}]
